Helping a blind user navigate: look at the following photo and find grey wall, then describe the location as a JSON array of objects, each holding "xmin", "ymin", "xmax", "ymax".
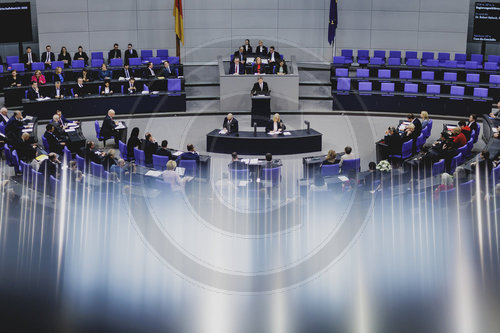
[
  {"xmin": 0, "ymin": 0, "xmax": 38, "ymax": 62},
  {"xmin": 31, "ymin": 0, "xmax": 471, "ymax": 64}
]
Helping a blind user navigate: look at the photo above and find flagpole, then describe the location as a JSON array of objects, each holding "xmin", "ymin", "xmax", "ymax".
[{"xmin": 176, "ymin": 36, "xmax": 181, "ymax": 62}]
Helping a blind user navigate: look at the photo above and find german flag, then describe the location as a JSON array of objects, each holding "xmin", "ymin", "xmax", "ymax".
[{"xmin": 173, "ymin": 0, "xmax": 184, "ymax": 45}]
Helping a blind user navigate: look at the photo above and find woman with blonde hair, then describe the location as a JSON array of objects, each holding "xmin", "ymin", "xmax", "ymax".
[
  {"xmin": 420, "ymin": 111, "xmax": 430, "ymax": 128},
  {"xmin": 31, "ymin": 70, "xmax": 46, "ymax": 85},
  {"xmin": 266, "ymin": 113, "xmax": 286, "ymax": 133},
  {"xmin": 162, "ymin": 160, "xmax": 184, "ymax": 192},
  {"xmin": 321, "ymin": 150, "xmax": 338, "ymax": 166}
]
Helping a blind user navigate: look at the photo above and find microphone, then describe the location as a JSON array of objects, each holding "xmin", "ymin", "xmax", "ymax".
[
  {"xmin": 254, "ymin": 122, "xmax": 257, "ymax": 136},
  {"xmin": 304, "ymin": 120, "xmax": 310, "ymax": 133}
]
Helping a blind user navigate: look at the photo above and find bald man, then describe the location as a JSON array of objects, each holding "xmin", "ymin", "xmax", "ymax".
[
  {"xmin": 100, "ymin": 109, "xmax": 120, "ymax": 145},
  {"xmin": 222, "ymin": 113, "xmax": 239, "ymax": 134},
  {"xmin": 0, "ymin": 107, "xmax": 9, "ymax": 124}
]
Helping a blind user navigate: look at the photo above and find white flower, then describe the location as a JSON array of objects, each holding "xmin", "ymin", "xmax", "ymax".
[{"xmin": 376, "ymin": 160, "xmax": 392, "ymax": 172}]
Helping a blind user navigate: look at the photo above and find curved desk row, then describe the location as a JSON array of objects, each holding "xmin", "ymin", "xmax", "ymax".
[
  {"xmin": 206, "ymin": 129, "xmax": 322, "ymax": 155},
  {"xmin": 22, "ymin": 92, "xmax": 186, "ymax": 120},
  {"xmin": 482, "ymin": 115, "xmax": 500, "ymax": 158}
]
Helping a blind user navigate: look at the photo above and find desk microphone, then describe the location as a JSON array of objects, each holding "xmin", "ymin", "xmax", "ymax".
[
  {"xmin": 254, "ymin": 122, "xmax": 257, "ymax": 136},
  {"xmin": 304, "ymin": 120, "xmax": 310, "ymax": 133}
]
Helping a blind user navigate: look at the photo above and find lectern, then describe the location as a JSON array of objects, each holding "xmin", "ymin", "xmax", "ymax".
[{"xmin": 251, "ymin": 94, "xmax": 271, "ymax": 127}]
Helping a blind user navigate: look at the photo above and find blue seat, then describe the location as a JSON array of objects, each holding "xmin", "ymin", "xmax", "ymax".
[
  {"xmin": 389, "ymin": 50, "xmax": 401, "ymax": 59},
  {"xmin": 374, "ymin": 50, "xmax": 386, "ymax": 61},
  {"xmin": 450, "ymin": 153, "xmax": 462, "ymax": 173},
  {"xmin": 357, "ymin": 50, "xmax": 369, "ymax": 64},
  {"xmin": 443, "ymin": 72, "xmax": 457, "ymax": 83},
  {"xmin": 337, "ymin": 78, "xmax": 351, "ymax": 91},
  {"xmin": 341, "ymin": 158, "xmax": 360, "ymax": 174},
  {"xmin": 6, "ymin": 56, "xmax": 19, "ymax": 67},
  {"xmin": 31, "ymin": 62, "xmax": 44, "ymax": 71},
  {"xmin": 465, "ymin": 138, "xmax": 474, "ymax": 158},
  {"xmin": 31, "ymin": 169, "xmax": 45, "ymax": 192},
  {"xmin": 148, "ymin": 57, "xmax": 162, "ymax": 65},
  {"xmin": 455, "ymin": 53, "xmax": 467, "ymax": 67},
  {"xmin": 490, "ymin": 74, "xmax": 500, "ymax": 86},
  {"xmin": 230, "ymin": 168, "xmax": 250, "ymax": 181},
  {"xmin": 423, "ymin": 59, "xmax": 439, "ymax": 67},
  {"xmin": 432, "ymin": 159, "xmax": 445, "ymax": 176},
  {"xmin": 444, "ymin": 60, "xmax": 457, "ymax": 68},
  {"xmin": 426, "ymin": 84, "xmax": 440, "ymax": 95},
  {"xmin": 179, "ymin": 159, "xmax": 197, "ymax": 177},
  {"xmin": 488, "ymin": 55, "xmax": 500, "ymax": 63},
  {"xmin": 406, "ymin": 58, "xmax": 420, "ymax": 67},
  {"xmin": 378, "ymin": 69, "xmax": 391, "ymax": 79},
  {"xmin": 133, "ymin": 148, "xmax": 146, "ymax": 167},
  {"xmin": 422, "ymin": 52, "xmax": 434, "ymax": 64},
  {"xmin": 358, "ymin": 81, "xmax": 372, "ymax": 94},
  {"xmin": 471, "ymin": 54, "xmax": 483, "ymax": 64},
  {"xmin": 76, "ymin": 154, "xmax": 85, "ymax": 172},
  {"xmin": 128, "ymin": 57, "xmax": 142, "ymax": 66},
  {"xmin": 340, "ymin": 49, "xmax": 353, "ymax": 63},
  {"xmin": 484, "ymin": 62, "xmax": 499, "ymax": 71},
  {"xmin": 12, "ymin": 63, "xmax": 25, "ymax": 72},
  {"xmin": 369, "ymin": 57, "xmax": 384, "ymax": 65},
  {"xmin": 50, "ymin": 175, "xmax": 59, "ymax": 196},
  {"xmin": 51, "ymin": 61, "xmax": 64, "ymax": 69},
  {"xmin": 390, "ymin": 140, "xmax": 413, "ymax": 161},
  {"xmin": 335, "ymin": 68, "xmax": 348, "ymax": 77},
  {"xmin": 422, "ymin": 119, "xmax": 433, "ymax": 139},
  {"xmin": 465, "ymin": 61, "xmax": 481, "ymax": 69},
  {"xmin": 42, "ymin": 135, "xmax": 50, "ymax": 152},
  {"xmin": 63, "ymin": 146, "xmax": 72, "ymax": 162},
  {"xmin": 91, "ymin": 52, "xmax": 104, "ymax": 60},
  {"xmin": 473, "ymin": 87, "xmax": 488, "ymax": 99},
  {"xmin": 493, "ymin": 165, "xmax": 500, "ymax": 184},
  {"xmin": 3, "ymin": 144, "xmax": 13, "ymax": 167},
  {"xmin": 141, "ymin": 50, "xmax": 153, "ymax": 61},
  {"xmin": 91, "ymin": 58, "xmax": 104, "ymax": 67},
  {"xmin": 118, "ymin": 140, "xmax": 128, "ymax": 160},
  {"xmin": 388, "ymin": 57, "xmax": 401, "ymax": 66},
  {"xmin": 421, "ymin": 71, "xmax": 434, "ymax": 80},
  {"xmin": 466, "ymin": 73, "xmax": 480, "ymax": 85},
  {"xmin": 90, "ymin": 161, "xmax": 105, "ymax": 178},
  {"xmin": 95, "ymin": 120, "xmax": 113, "ymax": 146},
  {"xmin": 261, "ymin": 167, "xmax": 281, "ymax": 187},
  {"xmin": 320, "ymin": 164, "xmax": 339, "ymax": 177},
  {"xmin": 356, "ymin": 68, "xmax": 369, "ymax": 78},
  {"xmin": 381, "ymin": 82, "xmax": 395, "ymax": 94},
  {"xmin": 152, "ymin": 154, "xmax": 169, "ymax": 171},
  {"xmin": 474, "ymin": 123, "xmax": 480, "ymax": 143},
  {"xmin": 110, "ymin": 58, "xmax": 123, "ymax": 67},
  {"xmin": 11, "ymin": 150, "xmax": 21, "ymax": 174},
  {"xmin": 168, "ymin": 78, "xmax": 182, "ymax": 92},
  {"xmin": 416, "ymin": 133, "xmax": 425, "ymax": 153},
  {"xmin": 20, "ymin": 160, "xmax": 32, "ymax": 184},
  {"xmin": 405, "ymin": 51, "xmax": 418, "ymax": 63},
  {"xmin": 72, "ymin": 59, "xmax": 84, "ymax": 68},
  {"xmin": 404, "ymin": 83, "xmax": 418, "ymax": 95},
  {"xmin": 157, "ymin": 49, "xmax": 169, "ymax": 60},
  {"xmin": 167, "ymin": 56, "xmax": 180, "ymax": 65},
  {"xmin": 0, "ymin": 122, "xmax": 5, "ymax": 135},
  {"xmin": 450, "ymin": 86, "xmax": 465, "ymax": 99},
  {"xmin": 437, "ymin": 52, "xmax": 450, "ymax": 66},
  {"xmin": 333, "ymin": 56, "xmax": 346, "ymax": 65},
  {"xmin": 399, "ymin": 70, "xmax": 412, "ymax": 79}
]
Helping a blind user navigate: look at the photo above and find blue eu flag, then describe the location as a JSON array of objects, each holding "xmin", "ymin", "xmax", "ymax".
[{"xmin": 328, "ymin": 0, "xmax": 338, "ymax": 45}]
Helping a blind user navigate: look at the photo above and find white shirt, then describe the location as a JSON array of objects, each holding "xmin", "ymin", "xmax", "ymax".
[
  {"xmin": 104, "ymin": 87, "xmax": 110, "ymax": 94},
  {"xmin": 46, "ymin": 52, "xmax": 51, "ymax": 62},
  {"xmin": 259, "ymin": 83, "xmax": 263, "ymax": 90},
  {"xmin": 56, "ymin": 88, "xmax": 60, "ymax": 97},
  {"xmin": 28, "ymin": 53, "xmax": 32, "ymax": 63},
  {"xmin": 124, "ymin": 69, "xmax": 130, "ymax": 78},
  {"xmin": 270, "ymin": 52, "xmax": 275, "ymax": 62},
  {"xmin": 149, "ymin": 68, "xmax": 155, "ymax": 76},
  {"xmin": 273, "ymin": 121, "xmax": 278, "ymax": 132},
  {"xmin": 1, "ymin": 114, "xmax": 8, "ymax": 122}
]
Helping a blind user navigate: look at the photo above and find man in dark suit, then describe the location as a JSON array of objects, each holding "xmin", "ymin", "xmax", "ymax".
[
  {"xmin": 222, "ymin": 113, "xmax": 239, "ymax": 134},
  {"xmin": 83, "ymin": 141, "xmax": 104, "ymax": 165},
  {"xmin": 41, "ymin": 45, "xmax": 55, "ymax": 68},
  {"xmin": 27, "ymin": 81, "xmax": 42, "ymax": 100},
  {"xmin": 228, "ymin": 152, "xmax": 247, "ymax": 170},
  {"xmin": 251, "ymin": 77, "xmax": 269, "ymax": 95},
  {"xmin": 5, "ymin": 111, "xmax": 24, "ymax": 146},
  {"xmin": 229, "ymin": 58, "xmax": 245, "ymax": 75},
  {"xmin": 44, "ymin": 124, "xmax": 65, "ymax": 155},
  {"xmin": 144, "ymin": 62, "xmax": 157, "ymax": 78},
  {"xmin": 56, "ymin": 110, "xmax": 69, "ymax": 124},
  {"xmin": 267, "ymin": 46, "xmax": 281, "ymax": 66},
  {"xmin": 108, "ymin": 43, "xmax": 122, "ymax": 63},
  {"xmin": 50, "ymin": 114, "xmax": 68, "ymax": 140},
  {"xmin": 126, "ymin": 78, "xmax": 141, "ymax": 94},
  {"xmin": 468, "ymin": 114, "xmax": 478, "ymax": 135},
  {"xmin": 51, "ymin": 81, "xmax": 66, "ymax": 99},
  {"xmin": 100, "ymin": 109, "xmax": 120, "ymax": 145},
  {"xmin": 176, "ymin": 144, "xmax": 200, "ymax": 163},
  {"xmin": 39, "ymin": 153, "xmax": 60, "ymax": 181},
  {"xmin": 160, "ymin": 61, "xmax": 177, "ymax": 77},
  {"xmin": 73, "ymin": 46, "xmax": 89, "ymax": 66},
  {"xmin": 73, "ymin": 77, "xmax": 87, "ymax": 97},
  {"xmin": 156, "ymin": 140, "xmax": 173, "ymax": 160},
  {"xmin": 407, "ymin": 113, "xmax": 422, "ymax": 138},
  {"xmin": 383, "ymin": 127, "xmax": 403, "ymax": 157},
  {"xmin": 233, "ymin": 46, "xmax": 246, "ymax": 64},
  {"xmin": 120, "ymin": 64, "xmax": 134, "ymax": 79},
  {"xmin": 144, "ymin": 133, "xmax": 158, "ymax": 165},
  {"xmin": 0, "ymin": 107, "xmax": 9, "ymax": 124},
  {"xmin": 16, "ymin": 132, "xmax": 37, "ymax": 163},
  {"xmin": 22, "ymin": 46, "xmax": 38, "ymax": 70},
  {"xmin": 255, "ymin": 40, "xmax": 267, "ymax": 56},
  {"xmin": 124, "ymin": 43, "xmax": 139, "ymax": 65},
  {"xmin": 263, "ymin": 153, "xmax": 280, "ymax": 168},
  {"xmin": 243, "ymin": 39, "xmax": 252, "ymax": 54}
]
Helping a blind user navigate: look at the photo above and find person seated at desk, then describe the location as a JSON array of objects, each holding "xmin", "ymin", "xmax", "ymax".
[
  {"xmin": 160, "ymin": 60, "xmax": 177, "ymax": 78},
  {"xmin": 274, "ymin": 59, "xmax": 287, "ymax": 75},
  {"xmin": 5, "ymin": 111, "xmax": 24, "ymax": 146},
  {"xmin": 44, "ymin": 124, "xmax": 65, "ymax": 155},
  {"xmin": 127, "ymin": 78, "xmax": 140, "ymax": 94},
  {"xmin": 339, "ymin": 146, "xmax": 355, "ymax": 168},
  {"xmin": 458, "ymin": 120, "xmax": 472, "ymax": 141},
  {"xmin": 127, "ymin": 127, "xmax": 141, "ymax": 160},
  {"xmin": 73, "ymin": 46, "xmax": 89, "ymax": 66},
  {"xmin": 467, "ymin": 114, "xmax": 478, "ymax": 135},
  {"xmin": 383, "ymin": 126, "xmax": 403, "ymax": 158},
  {"xmin": 39, "ymin": 153, "xmax": 60, "ymax": 180},
  {"xmin": 162, "ymin": 160, "xmax": 185, "ymax": 192},
  {"xmin": 124, "ymin": 43, "xmax": 138, "ymax": 65},
  {"xmin": 144, "ymin": 62, "xmax": 157, "ymax": 78},
  {"xmin": 310, "ymin": 174, "xmax": 328, "ymax": 192},
  {"xmin": 233, "ymin": 46, "xmax": 246, "ymax": 64},
  {"xmin": 0, "ymin": 107, "xmax": 9, "ymax": 124},
  {"xmin": 489, "ymin": 101, "xmax": 500, "ymax": 119},
  {"xmin": 402, "ymin": 123, "xmax": 418, "ymax": 153},
  {"xmin": 83, "ymin": 141, "xmax": 105, "ymax": 165},
  {"xmin": 450, "ymin": 127, "xmax": 467, "ymax": 148},
  {"xmin": 73, "ymin": 77, "xmax": 87, "ymax": 97},
  {"xmin": 321, "ymin": 150, "xmax": 338, "ymax": 166},
  {"xmin": 16, "ymin": 132, "xmax": 38, "ymax": 163},
  {"xmin": 51, "ymin": 81, "xmax": 66, "ymax": 99},
  {"xmin": 57, "ymin": 46, "xmax": 72, "ymax": 67},
  {"xmin": 81, "ymin": 69, "xmax": 93, "ymax": 82},
  {"xmin": 7, "ymin": 69, "xmax": 22, "ymax": 87},
  {"xmin": 54, "ymin": 66, "xmax": 65, "ymax": 83},
  {"xmin": 22, "ymin": 46, "xmax": 38, "ymax": 70},
  {"xmin": 228, "ymin": 152, "xmax": 247, "ymax": 170},
  {"xmin": 263, "ymin": 153, "xmax": 280, "ymax": 168},
  {"xmin": 31, "ymin": 70, "xmax": 46, "ymax": 85},
  {"xmin": 102, "ymin": 149, "xmax": 118, "ymax": 171},
  {"xmin": 267, "ymin": 46, "xmax": 281, "ymax": 66},
  {"xmin": 110, "ymin": 159, "xmax": 134, "ymax": 180},
  {"xmin": 41, "ymin": 45, "xmax": 55, "ymax": 68},
  {"xmin": 100, "ymin": 109, "xmax": 120, "ymax": 146},
  {"xmin": 120, "ymin": 64, "xmax": 135, "ymax": 80},
  {"xmin": 56, "ymin": 109, "xmax": 70, "ymax": 125},
  {"xmin": 251, "ymin": 76, "xmax": 269, "ymax": 95},
  {"xmin": 101, "ymin": 79, "xmax": 113, "ymax": 95},
  {"xmin": 27, "ymin": 81, "xmax": 43, "ymax": 100},
  {"xmin": 50, "ymin": 114, "xmax": 68, "ymax": 140},
  {"xmin": 144, "ymin": 132, "xmax": 158, "ymax": 165},
  {"xmin": 156, "ymin": 140, "xmax": 173, "ymax": 160},
  {"xmin": 243, "ymin": 39, "xmax": 252, "ymax": 54},
  {"xmin": 98, "ymin": 63, "xmax": 112, "ymax": 81},
  {"xmin": 407, "ymin": 113, "xmax": 422, "ymax": 138},
  {"xmin": 222, "ymin": 113, "xmax": 239, "ymax": 134},
  {"xmin": 177, "ymin": 144, "xmax": 200, "ymax": 163},
  {"xmin": 252, "ymin": 57, "xmax": 266, "ymax": 75},
  {"xmin": 420, "ymin": 111, "xmax": 430, "ymax": 129},
  {"xmin": 255, "ymin": 40, "xmax": 267, "ymax": 56},
  {"xmin": 266, "ymin": 113, "xmax": 285, "ymax": 134},
  {"xmin": 229, "ymin": 58, "xmax": 245, "ymax": 75},
  {"xmin": 108, "ymin": 43, "xmax": 122, "ymax": 63}
]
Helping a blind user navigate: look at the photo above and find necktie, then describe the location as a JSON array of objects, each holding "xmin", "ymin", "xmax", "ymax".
[
  {"xmin": 28, "ymin": 53, "xmax": 32, "ymax": 63},
  {"xmin": 46, "ymin": 52, "xmax": 49, "ymax": 61},
  {"xmin": 235, "ymin": 65, "xmax": 238, "ymax": 73},
  {"xmin": 125, "ymin": 69, "xmax": 129, "ymax": 78}
]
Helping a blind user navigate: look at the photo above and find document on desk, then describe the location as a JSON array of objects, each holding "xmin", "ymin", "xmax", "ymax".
[
  {"xmin": 141, "ymin": 90, "xmax": 150, "ymax": 95},
  {"xmin": 21, "ymin": 128, "xmax": 32, "ymax": 133},
  {"xmin": 338, "ymin": 176, "xmax": 349, "ymax": 182},
  {"xmin": 24, "ymin": 116, "xmax": 34, "ymax": 121},
  {"xmin": 173, "ymin": 151, "xmax": 183, "ymax": 156},
  {"xmin": 219, "ymin": 129, "xmax": 228, "ymax": 135},
  {"xmin": 145, "ymin": 170, "xmax": 163, "ymax": 177},
  {"xmin": 283, "ymin": 131, "xmax": 292, "ymax": 136},
  {"xmin": 241, "ymin": 159, "xmax": 250, "ymax": 164},
  {"xmin": 249, "ymin": 159, "xmax": 259, "ymax": 165},
  {"xmin": 176, "ymin": 167, "xmax": 185, "ymax": 176},
  {"xmin": 115, "ymin": 123, "xmax": 126, "ymax": 130},
  {"xmin": 65, "ymin": 128, "xmax": 75, "ymax": 132}
]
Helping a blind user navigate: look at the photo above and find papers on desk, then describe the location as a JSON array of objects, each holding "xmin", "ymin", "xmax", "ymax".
[
  {"xmin": 36, "ymin": 97, "xmax": 50, "ymax": 101},
  {"xmin": 145, "ymin": 170, "xmax": 163, "ymax": 177},
  {"xmin": 398, "ymin": 121, "xmax": 411, "ymax": 132},
  {"xmin": 246, "ymin": 57, "xmax": 255, "ymax": 63},
  {"xmin": 175, "ymin": 167, "xmax": 185, "ymax": 176},
  {"xmin": 141, "ymin": 90, "xmax": 150, "ymax": 95},
  {"xmin": 241, "ymin": 159, "xmax": 250, "ymax": 164},
  {"xmin": 22, "ymin": 128, "xmax": 32, "ymax": 133},
  {"xmin": 115, "ymin": 122, "xmax": 126, "ymax": 130},
  {"xmin": 283, "ymin": 131, "xmax": 292, "ymax": 136},
  {"xmin": 255, "ymin": 73, "xmax": 266, "ymax": 75},
  {"xmin": 219, "ymin": 129, "xmax": 228, "ymax": 135},
  {"xmin": 24, "ymin": 116, "xmax": 34, "ymax": 121},
  {"xmin": 446, "ymin": 125, "xmax": 456, "ymax": 131},
  {"xmin": 338, "ymin": 176, "xmax": 349, "ymax": 182},
  {"xmin": 172, "ymin": 151, "xmax": 183, "ymax": 156},
  {"xmin": 268, "ymin": 131, "xmax": 281, "ymax": 135},
  {"xmin": 249, "ymin": 159, "xmax": 259, "ymax": 165},
  {"xmin": 151, "ymin": 91, "xmax": 160, "ymax": 95},
  {"xmin": 65, "ymin": 128, "xmax": 75, "ymax": 132}
]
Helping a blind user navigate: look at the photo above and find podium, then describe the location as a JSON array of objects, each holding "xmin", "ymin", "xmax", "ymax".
[{"xmin": 251, "ymin": 94, "xmax": 271, "ymax": 127}]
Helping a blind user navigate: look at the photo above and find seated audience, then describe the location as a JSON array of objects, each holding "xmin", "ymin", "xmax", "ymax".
[
  {"xmin": 98, "ymin": 63, "xmax": 112, "ymax": 81},
  {"xmin": 127, "ymin": 78, "xmax": 140, "ymax": 94},
  {"xmin": 50, "ymin": 114, "xmax": 68, "ymax": 140},
  {"xmin": 102, "ymin": 149, "xmax": 118, "ymax": 171},
  {"xmin": 73, "ymin": 77, "xmax": 87, "ymax": 97},
  {"xmin": 468, "ymin": 114, "xmax": 478, "ymax": 135},
  {"xmin": 127, "ymin": 127, "xmax": 141, "ymax": 159},
  {"xmin": 73, "ymin": 46, "xmax": 89, "ymax": 66},
  {"xmin": 243, "ymin": 39, "xmax": 252, "ymax": 54},
  {"xmin": 407, "ymin": 113, "xmax": 422, "ymax": 138},
  {"xmin": 51, "ymin": 81, "xmax": 65, "ymax": 99},
  {"xmin": 57, "ymin": 46, "xmax": 72, "ymax": 67},
  {"xmin": 56, "ymin": 110, "xmax": 69, "ymax": 124},
  {"xmin": 156, "ymin": 140, "xmax": 173, "ymax": 160},
  {"xmin": 124, "ymin": 43, "xmax": 138, "ymax": 65},
  {"xmin": 339, "ymin": 146, "xmax": 355, "ymax": 168},
  {"xmin": 267, "ymin": 46, "xmax": 281, "ymax": 66},
  {"xmin": 228, "ymin": 152, "xmax": 247, "ymax": 170},
  {"xmin": 229, "ymin": 57, "xmax": 244, "ymax": 75},
  {"xmin": 31, "ymin": 70, "xmax": 46, "ymax": 85},
  {"xmin": 144, "ymin": 62, "xmax": 157, "ymax": 78},
  {"xmin": 0, "ymin": 108, "xmax": 9, "ymax": 124},
  {"xmin": 108, "ymin": 43, "xmax": 122, "ymax": 62},
  {"xmin": 81, "ymin": 69, "xmax": 93, "ymax": 82},
  {"xmin": 7, "ymin": 70, "xmax": 22, "ymax": 87},
  {"xmin": 222, "ymin": 113, "xmax": 239, "ymax": 134},
  {"xmin": 255, "ymin": 40, "xmax": 267, "ymax": 55},
  {"xmin": 39, "ymin": 153, "xmax": 60, "ymax": 180},
  {"xmin": 450, "ymin": 127, "xmax": 467, "ymax": 148},
  {"xmin": 177, "ymin": 144, "xmax": 200, "ymax": 163},
  {"xmin": 110, "ymin": 159, "xmax": 134, "ymax": 180},
  {"xmin": 263, "ymin": 153, "xmax": 280, "ymax": 168},
  {"xmin": 144, "ymin": 133, "xmax": 158, "ymax": 165},
  {"xmin": 41, "ymin": 45, "xmax": 55, "ymax": 67},
  {"xmin": 162, "ymin": 160, "xmax": 184, "ymax": 192},
  {"xmin": 488, "ymin": 101, "xmax": 500, "ymax": 119},
  {"xmin": 420, "ymin": 111, "xmax": 430, "ymax": 129},
  {"xmin": 54, "ymin": 66, "xmax": 65, "ymax": 83},
  {"xmin": 22, "ymin": 46, "xmax": 38, "ymax": 70},
  {"xmin": 27, "ymin": 81, "xmax": 42, "ymax": 100},
  {"xmin": 233, "ymin": 46, "xmax": 246, "ymax": 64},
  {"xmin": 16, "ymin": 132, "xmax": 37, "ymax": 163},
  {"xmin": 83, "ymin": 141, "xmax": 104, "ymax": 165},
  {"xmin": 384, "ymin": 126, "xmax": 403, "ymax": 157},
  {"xmin": 266, "ymin": 113, "xmax": 285, "ymax": 133},
  {"xmin": 252, "ymin": 57, "xmax": 266, "ymax": 75},
  {"xmin": 120, "ymin": 64, "xmax": 134, "ymax": 79},
  {"xmin": 100, "ymin": 109, "xmax": 120, "ymax": 145},
  {"xmin": 402, "ymin": 123, "xmax": 418, "ymax": 153},
  {"xmin": 321, "ymin": 150, "xmax": 338, "ymax": 166},
  {"xmin": 101, "ymin": 80, "xmax": 113, "ymax": 95},
  {"xmin": 275, "ymin": 59, "xmax": 287, "ymax": 75},
  {"xmin": 44, "ymin": 124, "xmax": 65, "ymax": 155},
  {"xmin": 457, "ymin": 121, "xmax": 471, "ymax": 141},
  {"xmin": 5, "ymin": 111, "xmax": 24, "ymax": 146}
]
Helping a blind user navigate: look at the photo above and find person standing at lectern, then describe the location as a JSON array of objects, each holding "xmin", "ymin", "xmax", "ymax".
[
  {"xmin": 222, "ymin": 113, "xmax": 239, "ymax": 134},
  {"xmin": 251, "ymin": 77, "xmax": 269, "ymax": 95},
  {"xmin": 266, "ymin": 113, "xmax": 285, "ymax": 133}
]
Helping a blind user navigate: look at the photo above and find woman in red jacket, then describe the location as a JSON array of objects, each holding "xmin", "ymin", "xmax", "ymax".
[
  {"xmin": 451, "ymin": 127, "xmax": 466, "ymax": 148},
  {"xmin": 31, "ymin": 70, "xmax": 46, "ymax": 85}
]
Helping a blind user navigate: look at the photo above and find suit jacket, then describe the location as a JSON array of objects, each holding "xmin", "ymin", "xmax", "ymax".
[
  {"xmin": 22, "ymin": 52, "xmax": 38, "ymax": 64},
  {"xmin": 255, "ymin": 45, "xmax": 267, "ymax": 55},
  {"xmin": 108, "ymin": 49, "xmax": 122, "ymax": 60},
  {"xmin": 144, "ymin": 140, "xmax": 159, "ymax": 164},
  {"xmin": 120, "ymin": 68, "xmax": 135, "ymax": 79},
  {"xmin": 0, "ymin": 113, "xmax": 9, "ymax": 124},
  {"xmin": 27, "ymin": 87, "xmax": 41, "ymax": 100},
  {"xmin": 100, "ymin": 115, "xmax": 117, "ymax": 139},
  {"xmin": 251, "ymin": 82, "xmax": 269, "ymax": 95},
  {"xmin": 384, "ymin": 133, "xmax": 403, "ymax": 155},
  {"xmin": 155, "ymin": 148, "xmax": 173, "ymax": 160},
  {"xmin": 73, "ymin": 51, "xmax": 89, "ymax": 65},
  {"xmin": 229, "ymin": 62, "xmax": 245, "ymax": 75},
  {"xmin": 73, "ymin": 84, "xmax": 86, "ymax": 97},
  {"xmin": 126, "ymin": 82, "xmax": 141, "ymax": 94},
  {"xmin": 16, "ymin": 140, "xmax": 37, "ymax": 162},
  {"xmin": 243, "ymin": 45, "xmax": 253, "ymax": 54},
  {"xmin": 468, "ymin": 121, "xmax": 478, "ymax": 136},
  {"xmin": 143, "ymin": 67, "xmax": 157, "ymax": 78},
  {"xmin": 84, "ymin": 147, "xmax": 102, "ymax": 165},
  {"xmin": 228, "ymin": 160, "xmax": 248, "ymax": 170},
  {"xmin": 50, "ymin": 86, "xmax": 66, "ymax": 98},
  {"xmin": 233, "ymin": 51, "xmax": 246, "ymax": 63},
  {"xmin": 50, "ymin": 120, "xmax": 66, "ymax": 139},
  {"xmin": 124, "ymin": 49, "xmax": 138, "ymax": 63},
  {"xmin": 222, "ymin": 117, "xmax": 239, "ymax": 133},
  {"xmin": 267, "ymin": 51, "xmax": 281, "ymax": 63},
  {"xmin": 41, "ymin": 51, "xmax": 55, "ymax": 63},
  {"xmin": 412, "ymin": 118, "xmax": 422, "ymax": 137},
  {"xmin": 44, "ymin": 131, "xmax": 64, "ymax": 155},
  {"xmin": 39, "ymin": 159, "xmax": 58, "ymax": 179},
  {"xmin": 266, "ymin": 120, "xmax": 286, "ymax": 132},
  {"xmin": 160, "ymin": 66, "xmax": 177, "ymax": 77},
  {"xmin": 274, "ymin": 63, "xmax": 288, "ymax": 74},
  {"xmin": 57, "ymin": 53, "xmax": 72, "ymax": 66},
  {"xmin": 5, "ymin": 116, "xmax": 24, "ymax": 144},
  {"xmin": 7, "ymin": 75, "xmax": 22, "ymax": 86},
  {"xmin": 176, "ymin": 151, "xmax": 200, "ymax": 163}
]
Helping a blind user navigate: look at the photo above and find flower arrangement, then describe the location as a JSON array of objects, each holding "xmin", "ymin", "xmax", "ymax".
[{"xmin": 376, "ymin": 160, "xmax": 392, "ymax": 173}]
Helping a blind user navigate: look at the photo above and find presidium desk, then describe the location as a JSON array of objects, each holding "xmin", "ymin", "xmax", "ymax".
[{"xmin": 206, "ymin": 129, "xmax": 322, "ymax": 155}]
